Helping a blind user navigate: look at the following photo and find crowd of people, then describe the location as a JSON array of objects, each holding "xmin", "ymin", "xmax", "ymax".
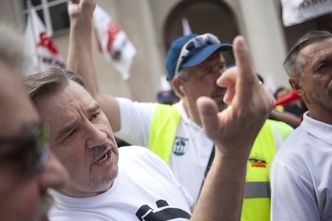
[{"xmin": 1, "ymin": 0, "xmax": 332, "ymax": 221}]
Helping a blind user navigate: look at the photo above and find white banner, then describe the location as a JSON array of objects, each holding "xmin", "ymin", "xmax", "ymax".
[
  {"xmin": 93, "ymin": 5, "xmax": 136, "ymax": 80},
  {"xmin": 282, "ymin": 0, "xmax": 332, "ymax": 27},
  {"xmin": 24, "ymin": 4, "xmax": 64, "ymax": 75}
]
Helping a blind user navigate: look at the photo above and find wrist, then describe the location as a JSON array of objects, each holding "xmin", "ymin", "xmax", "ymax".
[
  {"xmin": 70, "ymin": 17, "xmax": 93, "ymax": 29},
  {"xmin": 215, "ymin": 146, "xmax": 250, "ymax": 164}
]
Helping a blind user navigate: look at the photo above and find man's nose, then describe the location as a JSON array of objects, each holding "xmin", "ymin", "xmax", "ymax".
[
  {"xmin": 85, "ymin": 122, "xmax": 107, "ymax": 149},
  {"xmin": 39, "ymin": 151, "xmax": 68, "ymax": 190}
]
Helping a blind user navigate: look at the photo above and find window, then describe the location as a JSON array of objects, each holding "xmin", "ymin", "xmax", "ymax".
[{"xmin": 22, "ymin": 0, "xmax": 69, "ymax": 35}]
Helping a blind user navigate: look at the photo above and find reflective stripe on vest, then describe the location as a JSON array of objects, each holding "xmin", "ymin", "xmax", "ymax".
[
  {"xmin": 150, "ymin": 105, "xmax": 277, "ymax": 221},
  {"xmin": 242, "ymin": 120, "xmax": 275, "ymax": 221},
  {"xmin": 149, "ymin": 104, "xmax": 179, "ymax": 163},
  {"xmin": 245, "ymin": 182, "xmax": 271, "ymax": 199}
]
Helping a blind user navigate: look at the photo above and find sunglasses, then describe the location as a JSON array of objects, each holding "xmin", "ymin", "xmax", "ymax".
[
  {"xmin": 174, "ymin": 34, "xmax": 221, "ymax": 75},
  {"xmin": 0, "ymin": 123, "xmax": 49, "ymax": 176}
]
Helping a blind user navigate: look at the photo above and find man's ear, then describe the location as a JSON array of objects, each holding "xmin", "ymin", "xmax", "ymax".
[
  {"xmin": 172, "ymin": 78, "xmax": 186, "ymax": 97},
  {"xmin": 289, "ymin": 76, "xmax": 303, "ymax": 95}
]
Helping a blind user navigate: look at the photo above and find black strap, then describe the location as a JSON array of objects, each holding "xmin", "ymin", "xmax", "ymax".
[
  {"xmin": 204, "ymin": 145, "xmax": 215, "ymax": 178},
  {"xmin": 198, "ymin": 145, "xmax": 215, "ymax": 196}
]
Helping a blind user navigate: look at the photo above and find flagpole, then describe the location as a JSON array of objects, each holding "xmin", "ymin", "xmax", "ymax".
[
  {"xmin": 27, "ymin": 0, "xmax": 42, "ymax": 72},
  {"xmin": 182, "ymin": 17, "xmax": 192, "ymax": 36}
]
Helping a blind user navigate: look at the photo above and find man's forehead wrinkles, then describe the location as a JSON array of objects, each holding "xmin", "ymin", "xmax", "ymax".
[
  {"xmin": 301, "ymin": 39, "xmax": 332, "ymax": 56},
  {"xmin": 299, "ymin": 53, "xmax": 313, "ymax": 67},
  {"xmin": 300, "ymin": 47, "xmax": 332, "ymax": 67}
]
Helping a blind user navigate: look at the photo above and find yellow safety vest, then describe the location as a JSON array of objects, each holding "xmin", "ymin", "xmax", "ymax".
[
  {"xmin": 149, "ymin": 104, "xmax": 292, "ymax": 221},
  {"xmin": 149, "ymin": 104, "xmax": 180, "ymax": 163},
  {"xmin": 267, "ymin": 119, "xmax": 293, "ymax": 141}
]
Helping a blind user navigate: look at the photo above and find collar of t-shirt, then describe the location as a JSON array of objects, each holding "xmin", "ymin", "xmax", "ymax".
[
  {"xmin": 176, "ymin": 100, "xmax": 202, "ymax": 131},
  {"xmin": 302, "ymin": 112, "xmax": 332, "ymax": 145}
]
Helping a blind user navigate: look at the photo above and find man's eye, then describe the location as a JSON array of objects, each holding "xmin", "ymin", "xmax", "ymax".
[
  {"xmin": 201, "ymin": 68, "xmax": 214, "ymax": 75},
  {"xmin": 205, "ymin": 70, "xmax": 213, "ymax": 75},
  {"xmin": 64, "ymin": 129, "xmax": 76, "ymax": 141},
  {"xmin": 0, "ymin": 144, "xmax": 33, "ymax": 174},
  {"xmin": 91, "ymin": 111, "xmax": 101, "ymax": 120},
  {"xmin": 218, "ymin": 63, "xmax": 226, "ymax": 70},
  {"xmin": 315, "ymin": 62, "xmax": 330, "ymax": 74}
]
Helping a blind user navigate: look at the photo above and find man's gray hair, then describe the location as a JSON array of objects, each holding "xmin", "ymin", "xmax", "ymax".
[
  {"xmin": 23, "ymin": 67, "xmax": 86, "ymax": 103},
  {"xmin": 0, "ymin": 24, "xmax": 25, "ymax": 75},
  {"xmin": 284, "ymin": 30, "xmax": 332, "ymax": 77},
  {"xmin": 177, "ymin": 69, "xmax": 190, "ymax": 81}
]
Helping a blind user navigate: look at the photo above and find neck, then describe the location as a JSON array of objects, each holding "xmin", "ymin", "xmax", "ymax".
[
  {"xmin": 56, "ymin": 180, "xmax": 114, "ymax": 198},
  {"xmin": 307, "ymin": 106, "xmax": 332, "ymax": 125},
  {"xmin": 183, "ymin": 98, "xmax": 202, "ymax": 126}
]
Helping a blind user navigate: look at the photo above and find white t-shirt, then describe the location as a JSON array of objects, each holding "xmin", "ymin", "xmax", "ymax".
[
  {"xmin": 115, "ymin": 98, "xmax": 214, "ymax": 201},
  {"xmin": 49, "ymin": 146, "xmax": 193, "ymax": 221},
  {"xmin": 270, "ymin": 113, "xmax": 332, "ymax": 221},
  {"xmin": 116, "ymin": 98, "xmax": 283, "ymax": 202}
]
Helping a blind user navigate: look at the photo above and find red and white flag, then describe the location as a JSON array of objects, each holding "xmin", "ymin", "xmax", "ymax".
[
  {"xmin": 93, "ymin": 5, "xmax": 136, "ymax": 80},
  {"xmin": 24, "ymin": 3, "xmax": 64, "ymax": 76}
]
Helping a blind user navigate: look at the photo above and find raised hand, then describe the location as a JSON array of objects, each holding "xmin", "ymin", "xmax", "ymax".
[
  {"xmin": 197, "ymin": 36, "xmax": 273, "ymax": 156},
  {"xmin": 68, "ymin": 0, "xmax": 95, "ymax": 21}
]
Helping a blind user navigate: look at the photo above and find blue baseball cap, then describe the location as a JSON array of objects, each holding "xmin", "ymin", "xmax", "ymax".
[{"xmin": 166, "ymin": 33, "xmax": 233, "ymax": 81}]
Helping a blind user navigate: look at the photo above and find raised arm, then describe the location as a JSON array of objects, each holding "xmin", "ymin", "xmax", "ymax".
[
  {"xmin": 269, "ymin": 109, "xmax": 301, "ymax": 128},
  {"xmin": 192, "ymin": 37, "xmax": 273, "ymax": 221},
  {"xmin": 67, "ymin": 0, "xmax": 121, "ymax": 131}
]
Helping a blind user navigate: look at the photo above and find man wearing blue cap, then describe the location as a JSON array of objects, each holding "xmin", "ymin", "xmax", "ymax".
[
  {"xmin": 161, "ymin": 33, "xmax": 284, "ymax": 221},
  {"xmin": 66, "ymin": 0, "xmax": 288, "ymax": 220}
]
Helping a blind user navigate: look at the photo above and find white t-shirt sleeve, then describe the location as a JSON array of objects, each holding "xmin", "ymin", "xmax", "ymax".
[
  {"xmin": 115, "ymin": 97, "xmax": 157, "ymax": 147},
  {"xmin": 270, "ymin": 161, "xmax": 320, "ymax": 221}
]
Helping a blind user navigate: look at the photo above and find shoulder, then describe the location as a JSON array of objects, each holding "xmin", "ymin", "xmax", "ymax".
[
  {"xmin": 116, "ymin": 97, "xmax": 158, "ymax": 111},
  {"xmin": 119, "ymin": 146, "xmax": 154, "ymax": 158},
  {"xmin": 116, "ymin": 97, "xmax": 158, "ymax": 120},
  {"xmin": 271, "ymin": 125, "xmax": 310, "ymax": 173},
  {"xmin": 119, "ymin": 146, "xmax": 170, "ymax": 172}
]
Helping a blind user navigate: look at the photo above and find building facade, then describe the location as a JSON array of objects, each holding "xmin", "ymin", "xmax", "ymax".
[{"xmin": 2, "ymin": 0, "xmax": 332, "ymax": 101}]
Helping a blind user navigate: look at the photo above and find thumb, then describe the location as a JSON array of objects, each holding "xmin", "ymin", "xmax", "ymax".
[{"xmin": 197, "ymin": 97, "xmax": 220, "ymax": 140}]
